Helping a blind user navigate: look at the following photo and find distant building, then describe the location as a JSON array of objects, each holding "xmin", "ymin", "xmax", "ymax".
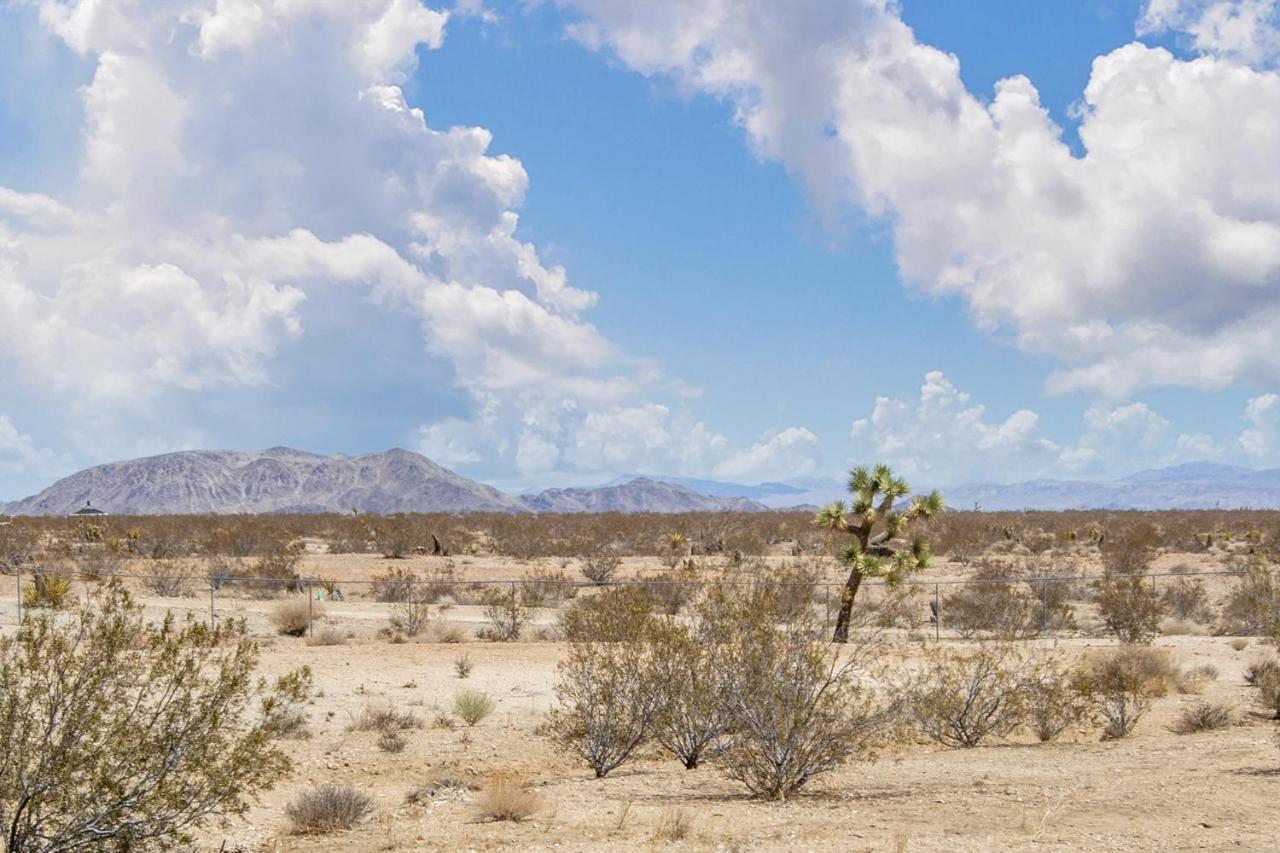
[{"xmin": 71, "ymin": 500, "xmax": 108, "ymax": 517}]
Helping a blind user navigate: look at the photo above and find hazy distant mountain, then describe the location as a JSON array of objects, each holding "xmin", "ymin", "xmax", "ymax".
[
  {"xmin": 2, "ymin": 448, "xmax": 526, "ymax": 515},
  {"xmin": 521, "ymin": 478, "xmax": 767, "ymax": 513},
  {"xmin": 604, "ymin": 473, "xmax": 844, "ymax": 509},
  {"xmin": 944, "ymin": 462, "xmax": 1280, "ymax": 511}
]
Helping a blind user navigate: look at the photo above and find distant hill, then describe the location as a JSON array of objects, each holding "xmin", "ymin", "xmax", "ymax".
[
  {"xmin": 521, "ymin": 478, "xmax": 766, "ymax": 513},
  {"xmin": 1, "ymin": 448, "xmax": 527, "ymax": 515},
  {"xmin": 1, "ymin": 449, "xmax": 770, "ymax": 516},
  {"xmin": 604, "ymin": 473, "xmax": 844, "ymax": 509},
  {"xmin": 944, "ymin": 462, "xmax": 1280, "ymax": 511}
]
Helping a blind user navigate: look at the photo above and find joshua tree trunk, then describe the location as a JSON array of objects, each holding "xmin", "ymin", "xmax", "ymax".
[{"xmin": 831, "ymin": 568, "xmax": 864, "ymax": 643}]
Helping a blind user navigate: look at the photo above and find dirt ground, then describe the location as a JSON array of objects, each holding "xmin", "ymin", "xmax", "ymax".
[{"xmin": 2, "ymin": 553, "xmax": 1278, "ymax": 851}]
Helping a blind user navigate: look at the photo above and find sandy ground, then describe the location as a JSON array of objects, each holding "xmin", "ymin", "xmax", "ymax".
[{"xmin": 2, "ymin": 553, "xmax": 1277, "ymax": 851}]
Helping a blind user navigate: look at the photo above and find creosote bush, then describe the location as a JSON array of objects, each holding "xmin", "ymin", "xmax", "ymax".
[
  {"xmin": 910, "ymin": 643, "xmax": 1029, "ymax": 747},
  {"xmin": 349, "ymin": 703, "xmax": 421, "ymax": 733},
  {"xmin": 1077, "ymin": 645, "xmax": 1175, "ymax": 739},
  {"xmin": 1093, "ymin": 568, "xmax": 1164, "ymax": 644},
  {"xmin": 286, "ymin": 784, "xmax": 374, "ymax": 834},
  {"xmin": 0, "ymin": 582, "xmax": 310, "ymax": 850},
  {"xmin": 1172, "ymin": 702, "xmax": 1234, "ymax": 734},
  {"xmin": 271, "ymin": 597, "xmax": 320, "ymax": 637}
]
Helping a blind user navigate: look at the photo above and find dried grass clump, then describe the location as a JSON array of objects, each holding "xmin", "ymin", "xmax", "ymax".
[
  {"xmin": 652, "ymin": 807, "xmax": 696, "ymax": 842},
  {"xmin": 377, "ymin": 730, "xmax": 408, "ymax": 753},
  {"xmin": 1174, "ymin": 663, "xmax": 1219, "ymax": 694},
  {"xmin": 271, "ymin": 598, "xmax": 320, "ymax": 637},
  {"xmin": 1245, "ymin": 655, "xmax": 1280, "ymax": 687},
  {"xmin": 452, "ymin": 690, "xmax": 495, "ymax": 726},
  {"xmin": 349, "ymin": 703, "xmax": 421, "ymax": 733},
  {"xmin": 305, "ymin": 627, "xmax": 346, "ymax": 646},
  {"xmin": 286, "ymin": 784, "xmax": 374, "ymax": 834},
  {"xmin": 1172, "ymin": 702, "xmax": 1234, "ymax": 734},
  {"xmin": 475, "ymin": 774, "xmax": 542, "ymax": 822},
  {"xmin": 405, "ymin": 768, "xmax": 481, "ymax": 804},
  {"xmin": 453, "ymin": 652, "xmax": 474, "ymax": 679}
]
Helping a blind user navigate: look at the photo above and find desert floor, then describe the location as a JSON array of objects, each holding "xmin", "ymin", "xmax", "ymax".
[{"xmin": 1, "ymin": 552, "xmax": 1277, "ymax": 852}]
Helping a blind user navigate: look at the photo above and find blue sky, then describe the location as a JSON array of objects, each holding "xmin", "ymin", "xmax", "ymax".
[{"xmin": 1, "ymin": 0, "xmax": 1279, "ymax": 500}]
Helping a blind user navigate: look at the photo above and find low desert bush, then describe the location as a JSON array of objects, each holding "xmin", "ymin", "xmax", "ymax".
[
  {"xmin": 1161, "ymin": 569, "xmax": 1213, "ymax": 623},
  {"xmin": 1175, "ymin": 663, "xmax": 1219, "ymax": 694},
  {"xmin": 910, "ymin": 643, "xmax": 1028, "ymax": 747},
  {"xmin": 1093, "ymin": 568, "xmax": 1164, "ymax": 644},
  {"xmin": 139, "ymin": 559, "xmax": 196, "ymax": 597},
  {"xmin": 405, "ymin": 768, "xmax": 480, "ymax": 804},
  {"xmin": 286, "ymin": 784, "xmax": 374, "ymax": 834},
  {"xmin": 1255, "ymin": 668, "xmax": 1280, "ymax": 719},
  {"xmin": 388, "ymin": 588, "xmax": 432, "ymax": 637},
  {"xmin": 306, "ymin": 626, "xmax": 347, "ymax": 646},
  {"xmin": 453, "ymin": 690, "xmax": 495, "ymax": 726},
  {"xmin": 943, "ymin": 564, "xmax": 1039, "ymax": 639},
  {"xmin": 1023, "ymin": 655, "xmax": 1093, "ymax": 742},
  {"xmin": 434, "ymin": 622, "xmax": 467, "ymax": 644},
  {"xmin": 647, "ymin": 617, "xmax": 735, "ymax": 769},
  {"xmin": 1231, "ymin": 638, "xmax": 1249, "ymax": 651},
  {"xmin": 559, "ymin": 586, "xmax": 655, "ymax": 643},
  {"xmin": 1246, "ymin": 655, "xmax": 1280, "ymax": 686},
  {"xmin": 371, "ymin": 566, "xmax": 417, "ymax": 602},
  {"xmin": 520, "ymin": 567, "xmax": 578, "ymax": 607},
  {"xmin": 580, "ymin": 543, "xmax": 622, "ymax": 584},
  {"xmin": 349, "ymin": 703, "xmax": 421, "ymax": 732},
  {"xmin": 271, "ymin": 598, "xmax": 319, "ymax": 637},
  {"xmin": 454, "ymin": 652, "xmax": 474, "ymax": 678},
  {"xmin": 378, "ymin": 730, "xmax": 408, "ymax": 753},
  {"xmin": 1218, "ymin": 559, "xmax": 1280, "ymax": 639},
  {"xmin": 1172, "ymin": 702, "xmax": 1234, "ymax": 734},
  {"xmin": 653, "ymin": 807, "xmax": 695, "ymax": 842},
  {"xmin": 480, "ymin": 586, "xmax": 528, "ymax": 641},
  {"xmin": 475, "ymin": 774, "xmax": 542, "ymax": 822},
  {"xmin": 1077, "ymin": 645, "xmax": 1175, "ymax": 739}
]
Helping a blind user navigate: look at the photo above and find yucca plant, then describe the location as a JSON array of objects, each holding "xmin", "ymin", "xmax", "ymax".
[{"xmin": 815, "ymin": 464, "xmax": 943, "ymax": 642}]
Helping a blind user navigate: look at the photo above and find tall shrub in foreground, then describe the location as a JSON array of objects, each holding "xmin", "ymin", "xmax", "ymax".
[{"xmin": 0, "ymin": 583, "xmax": 310, "ymax": 851}]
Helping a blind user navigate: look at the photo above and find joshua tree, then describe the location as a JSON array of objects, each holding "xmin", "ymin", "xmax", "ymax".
[{"xmin": 815, "ymin": 464, "xmax": 943, "ymax": 643}]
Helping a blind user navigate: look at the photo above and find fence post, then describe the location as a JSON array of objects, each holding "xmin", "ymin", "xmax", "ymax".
[{"xmin": 934, "ymin": 583, "xmax": 941, "ymax": 642}]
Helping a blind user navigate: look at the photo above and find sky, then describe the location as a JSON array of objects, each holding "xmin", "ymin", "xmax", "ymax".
[{"xmin": 1, "ymin": 0, "xmax": 1279, "ymax": 501}]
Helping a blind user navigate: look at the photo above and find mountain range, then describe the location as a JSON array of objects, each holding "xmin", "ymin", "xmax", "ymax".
[
  {"xmin": 0, "ymin": 448, "xmax": 766, "ymax": 515},
  {"xmin": 4, "ymin": 451, "xmax": 1279, "ymax": 516}
]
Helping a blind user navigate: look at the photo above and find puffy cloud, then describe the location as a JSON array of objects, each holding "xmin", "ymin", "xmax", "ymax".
[
  {"xmin": 1141, "ymin": 0, "xmax": 1280, "ymax": 65},
  {"xmin": 555, "ymin": 0, "xmax": 1280, "ymax": 398},
  {"xmin": 1, "ymin": 0, "xmax": 811, "ymax": 489},
  {"xmin": 713, "ymin": 427, "xmax": 819, "ymax": 483},
  {"xmin": 845, "ymin": 371, "xmax": 1278, "ymax": 486},
  {"xmin": 0, "ymin": 416, "xmax": 63, "ymax": 485}
]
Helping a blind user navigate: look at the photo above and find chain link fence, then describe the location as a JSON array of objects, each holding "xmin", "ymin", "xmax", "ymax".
[{"xmin": 0, "ymin": 566, "xmax": 1250, "ymax": 641}]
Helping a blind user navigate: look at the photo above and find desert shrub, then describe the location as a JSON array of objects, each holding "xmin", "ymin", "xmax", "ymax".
[
  {"xmin": 717, "ymin": 591, "xmax": 895, "ymax": 799},
  {"xmin": 0, "ymin": 583, "xmax": 309, "ymax": 849},
  {"xmin": 434, "ymin": 622, "xmax": 467, "ymax": 644},
  {"xmin": 139, "ymin": 559, "xmax": 196, "ymax": 597},
  {"xmin": 653, "ymin": 807, "xmax": 695, "ymax": 842},
  {"xmin": 454, "ymin": 652, "xmax": 474, "ymax": 678},
  {"xmin": 480, "ymin": 586, "xmax": 528, "ymax": 641},
  {"xmin": 910, "ymin": 643, "xmax": 1028, "ymax": 747},
  {"xmin": 475, "ymin": 774, "xmax": 541, "ymax": 822},
  {"xmin": 1173, "ymin": 702, "xmax": 1234, "ymax": 734},
  {"xmin": 233, "ymin": 540, "xmax": 304, "ymax": 597},
  {"xmin": 0, "ymin": 523, "xmax": 38, "ymax": 574},
  {"xmin": 372, "ymin": 566, "xmax": 417, "ymax": 602},
  {"xmin": 1023, "ymin": 655, "xmax": 1094, "ymax": 742},
  {"xmin": 376, "ymin": 519, "xmax": 419, "ymax": 559},
  {"xmin": 1255, "ymin": 667, "xmax": 1280, "ymax": 719},
  {"xmin": 1161, "ymin": 568, "xmax": 1213, "ymax": 623},
  {"xmin": 453, "ymin": 690, "xmax": 495, "ymax": 726},
  {"xmin": 1218, "ymin": 559, "xmax": 1280, "ymax": 637},
  {"xmin": 547, "ymin": 601, "xmax": 662, "ymax": 777},
  {"xmin": 271, "ymin": 597, "xmax": 319, "ymax": 637},
  {"xmin": 1175, "ymin": 663, "xmax": 1218, "ymax": 694},
  {"xmin": 378, "ymin": 730, "xmax": 408, "ymax": 753},
  {"xmin": 1231, "ymin": 638, "xmax": 1249, "ymax": 651},
  {"xmin": 646, "ymin": 618, "xmax": 735, "ymax": 769},
  {"xmin": 520, "ymin": 567, "xmax": 578, "ymax": 607},
  {"xmin": 560, "ymin": 585, "xmax": 655, "ymax": 643},
  {"xmin": 264, "ymin": 703, "xmax": 312, "ymax": 741},
  {"xmin": 286, "ymin": 784, "xmax": 374, "ymax": 834},
  {"xmin": 1246, "ymin": 655, "xmax": 1280, "ymax": 686},
  {"xmin": 943, "ymin": 563, "xmax": 1039, "ymax": 639},
  {"xmin": 1093, "ymin": 568, "xmax": 1164, "ymax": 644},
  {"xmin": 580, "ymin": 543, "xmax": 623, "ymax": 584},
  {"xmin": 388, "ymin": 587, "xmax": 432, "ymax": 637},
  {"xmin": 22, "ymin": 572, "xmax": 76, "ymax": 609},
  {"xmin": 638, "ymin": 562, "xmax": 703, "ymax": 616},
  {"xmin": 405, "ymin": 768, "xmax": 480, "ymax": 803},
  {"xmin": 1077, "ymin": 645, "xmax": 1175, "ymax": 739},
  {"xmin": 349, "ymin": 703, "xmax": 421, "ymax": 732},
  {"xmin": 306, "ymin": 626, "xmax": 347, "ymax": 646}
]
